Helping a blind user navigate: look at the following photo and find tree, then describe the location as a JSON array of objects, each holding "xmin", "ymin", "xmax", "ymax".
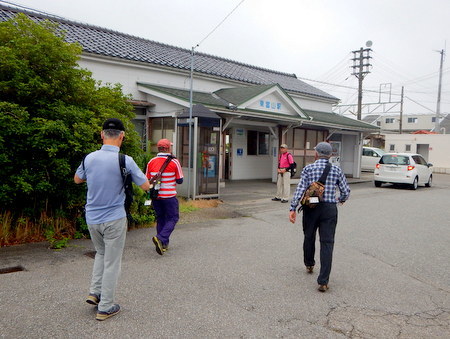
[{"xmin": 0, "ymin": 14, "xmax": 143, "ymax": 217}]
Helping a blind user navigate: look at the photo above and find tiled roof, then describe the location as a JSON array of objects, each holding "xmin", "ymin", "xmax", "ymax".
[
  {"xmin": 214, "ymin": 84, "xmax": 275, "ymax": 105},
  {"xmin": 137, "ymin": 83, "xmax": 230, "ymax": 107},
  {"xmin": 139, "ymin": 83, "xmax": 379, "ymax": 131},
  {"xmin": 0, "ymin": 4, "xmax": 338, "ymax": 101},
  {"xmin": 362, "ymin": 115, "xmax": 381, "ymax": 124},
  {"xmin": 138, "ymin": 83, "xmax": 308, "ymax": 123},
  {"xmin": 304, "ymin": 110, "xmax": 379, "ymax": 131}
]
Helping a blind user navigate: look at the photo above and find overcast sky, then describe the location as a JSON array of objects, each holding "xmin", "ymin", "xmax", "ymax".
[{"xmin": 3, "ymin": 0, "xmax": 450, "ymax": 117}]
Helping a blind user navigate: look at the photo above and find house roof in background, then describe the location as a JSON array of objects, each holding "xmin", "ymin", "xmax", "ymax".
[{"xmin": 0, "ymin": 4, "xmax": 339, "ymax": 102}]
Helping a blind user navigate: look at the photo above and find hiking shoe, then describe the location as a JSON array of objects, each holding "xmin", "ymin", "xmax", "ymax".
[
  {"xmin": 96, "ymin": 304, "xmax": 120, "ymax": 321},
  {"xmin": 306, "ymin": 266, "xmax": 314, "ymax": 274},
  {"xmin": 271, "ymin": 197, "xmax": 281, "ymax": 201},
  {"xmin": 86, "ymin": 293, "xmax": 100, "ymax": 305},
  {"xmin": 281, "ymin": 200, "xmax": 289, "ymax": 203},
  {"xmin": 152, "ymin": 236, "xmax": 164, "ymax": 255},
  {"xmin": 318, "ymin": 284, "xmax": 329, "ymax": 292}
]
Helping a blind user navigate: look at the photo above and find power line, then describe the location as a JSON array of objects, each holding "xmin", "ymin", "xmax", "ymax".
[{"xmin": 195, "ymin": 0, "xmax": 246, "ymax": 48}]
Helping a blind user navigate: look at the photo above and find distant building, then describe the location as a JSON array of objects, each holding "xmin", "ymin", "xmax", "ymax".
[{"xmin": 362, "ymin": 113, "xmax": 449, "ymax": 134}]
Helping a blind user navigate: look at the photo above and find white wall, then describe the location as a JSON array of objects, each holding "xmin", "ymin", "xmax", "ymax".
[
  {"xmin": 80, "ymin": 55, "xmax": 337, "ymax": 115},
  {"xmin": 380, "ymin": 114, "xmax": 437, "ymax": 131},
  {"xmin": 291, "ymin": 96, "xmax": 334, "ymax": 113},
  {"xmin": 230, "ymin": 127, "xmax": 273, "ymax": 180},
  {"xmin": 384, "ymin": 134, "xmax": 450, "ymax": 173}
]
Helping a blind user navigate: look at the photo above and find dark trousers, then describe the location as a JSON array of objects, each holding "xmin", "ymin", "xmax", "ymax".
[
  {"xmin": 302, "ymin": 203, "xmax": 338, "ymax": 285},
  {"xmin": 152, "ymin": 197, "xmax": 179, "ymax": 246}
]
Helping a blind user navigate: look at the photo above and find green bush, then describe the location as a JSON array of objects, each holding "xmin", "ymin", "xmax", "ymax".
[{"xmin": 0, "ymin": 14, "xmax": 147, "ymax": 239}]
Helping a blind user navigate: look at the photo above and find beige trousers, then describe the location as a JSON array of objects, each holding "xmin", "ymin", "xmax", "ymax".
[{"xmin": 276, "ymin": 172, "xmax": 291, "ymax": 201}]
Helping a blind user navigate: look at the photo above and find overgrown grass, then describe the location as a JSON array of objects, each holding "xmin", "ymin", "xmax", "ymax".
[
  {"xmin": 0, "ymin": 198, "xmax": 220, "ymax": 247},
  {"xmin": 0, "ymin": 210, "xmax": 74, "ymax": 247}
]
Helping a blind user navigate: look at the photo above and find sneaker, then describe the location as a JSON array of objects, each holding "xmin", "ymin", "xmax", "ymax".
[
  {"xmin": 306, "ymin": 266, "xmax": 314, "ymax": 274},
  {"xmin": 152, "ymin": 236, "xmax": 164, "ymax": 255},
  {"xmin": 281, "ymin": 200, "xmax": 289, "ymax": 203},
  {"xmin": 86, "ymin": 293, "xmax": 100, "ymax": 305},
  {"xmin": 318, "ymin": 284, "xmax": 329, "ymax": 292},
  {"xmin": 271, "ymin": 197, "xmax": 281, "ymax": 201},
  {"xmin": 162, "ymin": 244, "xmax": 168, "ymax": 252},
  {"xmin": 96, "ymin": 304, "xmax": 120, "ymax": 321}
]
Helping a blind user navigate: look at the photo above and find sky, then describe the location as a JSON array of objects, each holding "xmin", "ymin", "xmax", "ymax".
[{"xmin": 2, "ymin": 0, "xmax": 450, "ymax": 118}]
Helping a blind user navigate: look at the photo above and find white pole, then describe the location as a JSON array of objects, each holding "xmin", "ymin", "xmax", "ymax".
[{"xmin": 187, "ymin": 47, "xmax": 194, "ymax": 199}]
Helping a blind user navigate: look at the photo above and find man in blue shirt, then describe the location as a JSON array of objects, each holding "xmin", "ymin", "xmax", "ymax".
[
  {"xmin": 74, "ymin": 118, "xmax": 150, "ymax": 320},
  {"xmin": 289, "ymin": 142, "xmax": 350, "ymax": 292}
]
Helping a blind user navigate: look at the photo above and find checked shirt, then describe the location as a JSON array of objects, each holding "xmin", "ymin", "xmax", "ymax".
[{"xmin": 290, "ymin": 158, "xmax": 350, "ymax": 211}]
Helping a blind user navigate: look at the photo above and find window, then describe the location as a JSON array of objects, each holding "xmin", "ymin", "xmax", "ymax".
[
  {"xmin": 405, "ymin": 144, "xmax": 411, "ymax": 152},
  {"xmin": 412, "ymin": 155, "xmax": 427, "ymax": 165},
  {"xmin": 432, "ymin": 117, "xmax": 436, "ymax": 122},
  {"xmin": 247, "ymin": 130, "xmax": 269, "ymax": 155},
  {"xmin": 149, "ymin": 117, "xmax": 175, "ymax": 153},
  {"xmin": 407, "ymin": 117, "xmax": 418, "ymax": 123},
  {"xmin": 363, "ymin": 148, "xmax": 372, "ymax": 156},
  {"xmin": 376, "ymin": 121, "xmax": 381, "ymax": 126},
  {"xmin": 258, "ymin": 132, "xmax": 269, "ymax": 155},
  {"xmin": 385, "ymin": 118, "xmax": 394, "ymax": 123},
  {"xmin": 380, "ymin": 155, "xmax": 410, "ymax": 165},
  {"xmin": 389, "ymin": 144, "xmax": 395, "ymax": 151}
]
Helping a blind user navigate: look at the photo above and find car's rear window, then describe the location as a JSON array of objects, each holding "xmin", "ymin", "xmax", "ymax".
[{"xmin": 380, "ymin": 155, "xmax": 410, "ymax": 165}]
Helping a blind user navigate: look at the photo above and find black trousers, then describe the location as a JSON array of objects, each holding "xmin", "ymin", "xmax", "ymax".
[{"xmin": 302, "ymin": 203, "xmax": 338, "ymax": 285}]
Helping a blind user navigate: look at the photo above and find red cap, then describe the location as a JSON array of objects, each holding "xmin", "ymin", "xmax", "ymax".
[{"xmin": 157, "ymin": 139, "xmax": 172, "ymax": 149}]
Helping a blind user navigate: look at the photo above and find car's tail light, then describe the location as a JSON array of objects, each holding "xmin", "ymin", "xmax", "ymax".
[
  {"xmin": 407, "ymin": 165, "xmax": 415, "ymax": 171},
  {"xmin": 375, "ymin": 164, "xmax": 380, "ymax": 169}
]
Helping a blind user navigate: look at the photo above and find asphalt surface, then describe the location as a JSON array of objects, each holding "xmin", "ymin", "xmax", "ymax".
[{"xmin": 1, "ymin": 173, "xmax": 449, "ymax": 338}]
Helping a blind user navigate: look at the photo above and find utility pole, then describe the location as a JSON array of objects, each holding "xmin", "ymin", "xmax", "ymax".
[
  {"xmin": 351, "ymin": 43, "xmax": 372, "ymax": 120},
  {"xmin": 399, "ymin": 86, "xmax": 404, "ymax": 134},
  {"xmin": 435, "ymin": 49, "xmax": 445, "ymax": 133}
]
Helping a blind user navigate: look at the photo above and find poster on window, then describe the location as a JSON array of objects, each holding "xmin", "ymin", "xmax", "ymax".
[{"xmin": 207, "ymin": 155, "xmax": 216, "ymax": 178}]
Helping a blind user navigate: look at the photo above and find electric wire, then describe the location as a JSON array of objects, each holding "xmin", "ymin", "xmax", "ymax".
[{"xmin": 194, "ymin": 0, "xmax": 246, "ymax": 49}]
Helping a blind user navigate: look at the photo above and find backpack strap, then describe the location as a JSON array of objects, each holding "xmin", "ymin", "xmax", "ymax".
[
  {"xmin": 119, "ymin": 153, "xmax": 127, "ymax": 190},
  {"xmin": 287, "ymin": 152, "xmax": 294, "ymax": 165},
  {"xmin": 318, "ymin": 162, "xmax": 332, "ymax": 184},
  {"xmin": 149, "ymin": 155, "xmax": 174, "ymax": 185}
]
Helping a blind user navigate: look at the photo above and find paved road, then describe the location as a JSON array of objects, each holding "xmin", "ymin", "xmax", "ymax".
[{"xmin": 1, "ymin": 174, "xmax": 449, "ymax": 338}]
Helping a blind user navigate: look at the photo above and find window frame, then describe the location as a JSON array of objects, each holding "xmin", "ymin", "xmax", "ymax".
[{"xmin": 247, "ymin": 130, "xmax": 270, "ymax": 155}]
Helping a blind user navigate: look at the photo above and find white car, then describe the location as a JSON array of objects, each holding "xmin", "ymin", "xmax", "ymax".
[
  {"xmin": 374, "ymin": 153, "xmax": 433, "ymax": 190},
  {"xmin": 362, "ymin": 147, "xmax": 385, "ymax": 172}
]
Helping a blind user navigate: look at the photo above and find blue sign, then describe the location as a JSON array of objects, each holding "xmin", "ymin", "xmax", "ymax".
[{"xmin": 237, "ymin": 148, "xmax": 243, "ymax": 156}]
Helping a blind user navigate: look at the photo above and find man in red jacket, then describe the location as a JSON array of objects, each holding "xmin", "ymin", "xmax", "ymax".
[{"xmin": 146, "ymin": 139, "xmax": 184, "ymax": 255}]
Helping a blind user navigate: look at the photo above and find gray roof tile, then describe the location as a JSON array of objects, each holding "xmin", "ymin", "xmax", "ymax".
[{"xmin": 0, "ymin": 4, "xmax": 338, "ymax": 101}]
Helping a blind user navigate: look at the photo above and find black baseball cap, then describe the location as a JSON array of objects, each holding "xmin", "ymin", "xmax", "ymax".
[{"xmin": 102, "ymin": 118, "xmax": 125, "ymax": 131}]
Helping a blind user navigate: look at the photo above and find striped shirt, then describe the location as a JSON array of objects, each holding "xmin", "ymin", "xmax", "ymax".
[
  {"xmin": 290, "ymin": 158, "xmax": 350, "ymax": 211},
  {"xmin": 146, "ymin": 153, "xmax": 183, "ymax": 199}
]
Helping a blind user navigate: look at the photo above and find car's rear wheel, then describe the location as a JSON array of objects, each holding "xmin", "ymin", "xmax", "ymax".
[
  {"xmin": 425, "ymin": 175, "xmax": 432, "ymax": 187},
  {"xmin": 374, "ymin": 181, "xmax": 382, "ymax": 187},
  {"xmin": 410, "ymin": 177, "xmax": 418, "ymax": 190}
]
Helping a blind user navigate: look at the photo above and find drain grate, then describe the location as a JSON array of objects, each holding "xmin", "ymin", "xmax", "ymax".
[
  {"xmin": 84, "ymin": 251, "xmax": 96, "ymax": 259},
  {"xmin": 0, "ymin": 265, "xmax": 25, "ymax": 274}
]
